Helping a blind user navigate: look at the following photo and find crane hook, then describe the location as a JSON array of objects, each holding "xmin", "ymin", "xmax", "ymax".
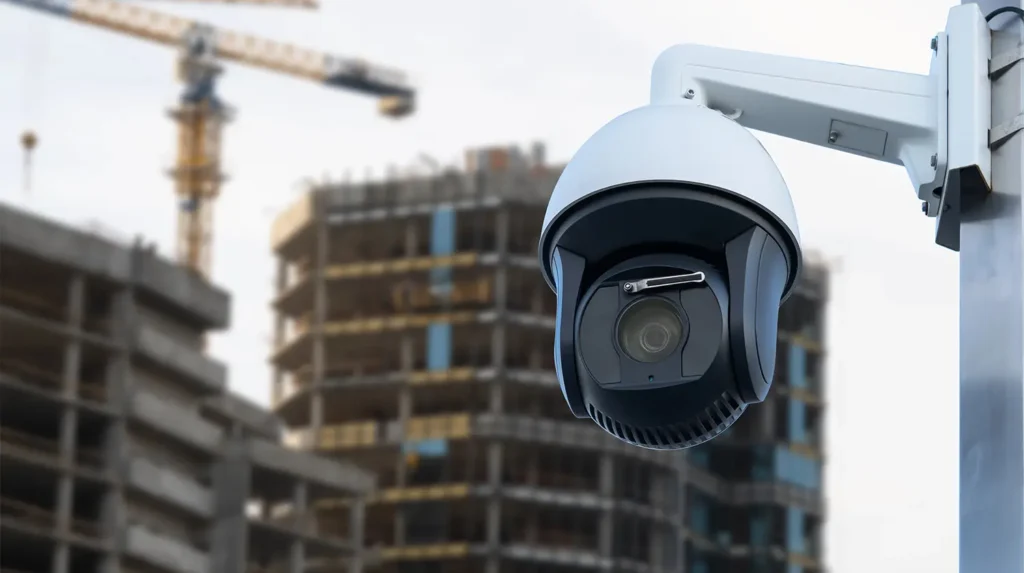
[{"xmin": 20, "ymin": 130, "xmax": 38, "ymax": 194}]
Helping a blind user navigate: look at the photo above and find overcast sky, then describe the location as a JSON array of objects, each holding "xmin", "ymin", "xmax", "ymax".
[{"xmin": 0, "ymin": 0, "xmax": 961, "ymax": 570}]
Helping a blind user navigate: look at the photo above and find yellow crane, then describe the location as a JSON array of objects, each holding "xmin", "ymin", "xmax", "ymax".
[{"xmin": 8, "ymin": 0, "xmax": 415, "ymax": 278}]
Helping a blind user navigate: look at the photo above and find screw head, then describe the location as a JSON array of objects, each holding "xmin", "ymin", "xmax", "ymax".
[
  {"xmin": 684, "ymin": 89, "xmax": 695, "ymax": 99},
  {"xmin": 828, "ymin": 131, "xmax": 839, "ymax": 144},
  {"xmin": 931, "ymin": 36, "xmax": 938, "ymax": 52},
  {"xmin": 624, "ymin": 283, "xmax": 633, "ymax": 292},
  {"xmin": 921, "ymin": 201, "xmax": 929, "ymax": 214}
]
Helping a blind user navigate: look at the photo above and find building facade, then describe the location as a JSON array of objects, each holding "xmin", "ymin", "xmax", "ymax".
[
  {"xmin": 0, "ymin": 204, "xmax": 372, "ymax": 573},
  {"xmin": 269, "ymin": 144, "xmax": 828, "ymax": 573}
]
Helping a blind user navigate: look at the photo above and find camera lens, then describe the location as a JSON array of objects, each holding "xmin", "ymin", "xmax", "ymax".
[{"xmin": 616, "ymin": 296, "xmax": 683, "ymax": 363}]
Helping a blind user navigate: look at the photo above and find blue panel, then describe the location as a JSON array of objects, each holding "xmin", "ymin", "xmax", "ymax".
[
  {"xmin": 750, "ymin": 511, "xmax": 771, "ymax": 547},
  {"xmin": 789, "ymin": 399, "xmax": 807, "ymax": 443},
  {"xmin": 9, "ymin": 0, "xmax": 72, "ymax": 16},
  {"xmin": 430, "ymin": 207, "xmax": 456, "ymax": 255},
  {"xmin": 788, "ymin": 344, "xmax": 806, "ymax": 388},
  {"xmin": 430, "ymin": 207, "xmax": 456, "ymax": 293},
  {"xmin": 689, "ymin": 446, "xmax": 710, "ymax": 468},
  {"xmin": 426, "ymin": 322, "xmax": 452, "ymax": 371},
  {"xmin": 402, "ymin": 439, "xmax": 448, "ymax": 457},
  {"xmin": 689, "ymin": 496, "xmax": 710, "ymax": 535},
  {"xmin": 775, "ymin": 447, "xmax": 821, "ymax": 490},
  {"xmin": 786, "ymin": 507, "xmax": 805, "ymax": 553},
  {"xmin": 691, "ymin": 560, "xmax": 710, "ymax": 573}
]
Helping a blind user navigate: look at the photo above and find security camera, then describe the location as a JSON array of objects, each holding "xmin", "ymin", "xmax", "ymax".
[
  {"xmin": 538, "ymin": 101, "xmax": 802, "ymax": 450},
  {"xmin": 539, "ymin": 5, "xmax": 991, "ymax": 450}
]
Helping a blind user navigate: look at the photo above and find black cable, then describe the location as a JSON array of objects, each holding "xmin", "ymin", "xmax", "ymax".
[{"xmin": 985, "ymin": 6, "xmax": 1024, "ymax": 25}]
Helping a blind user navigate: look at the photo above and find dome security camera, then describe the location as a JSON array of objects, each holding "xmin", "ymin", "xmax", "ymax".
[
  {"xmin": 538, "ymin": 4, "xmax": 991, "ymax": 450},
  {"xmin": 539, "ymin": 99, "xmax": 802, "ymax": 451}
]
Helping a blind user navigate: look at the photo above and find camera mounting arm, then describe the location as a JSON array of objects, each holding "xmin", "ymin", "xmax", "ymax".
[{"xmin": 650, "ymin": 3, "xmax": 992, "ymax": 251}]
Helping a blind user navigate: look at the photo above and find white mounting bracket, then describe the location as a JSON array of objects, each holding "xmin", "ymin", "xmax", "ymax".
[{"xmin": 648, "ymin": 3, "xmax": 992, "ymax": 251}]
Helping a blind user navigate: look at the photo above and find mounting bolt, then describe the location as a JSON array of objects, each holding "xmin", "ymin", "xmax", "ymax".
[
  {"xmin": 931, "ymin": 35, "xmax": 938, "ymax": 52},
  {"xmin": 828, "ymin": 131, "xmax": 840, "ymax": 144},
  {"xmin": 624, "ymin": 283, "xmax": 634, "ymax": 292},
  {"xmin": 930, "ymin": 154, "xmax": 938, "ymax": 167},
  {"xmin": 684, "ymin": 89, "xmax": 695, "ymax": 99}
]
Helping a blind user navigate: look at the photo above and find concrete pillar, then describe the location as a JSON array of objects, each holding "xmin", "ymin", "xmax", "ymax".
[
  {"xmin": 310, "ymin": 392, "xmax": 324, "ymax": 434},
  {"xmin": 272, "ymin": 257, "xmax": 288, "ymax": 405},
  {"xmin": 485, "ymin": 441, "xmax": 503, "ymax": 573},
  {"xmin": 50, "ymin": 545, "xmax": 69, "ymax": 573},
  {"xmin": 289, "ymin": 481, "xmax": 308, "ymax": 573},
  {"xmin": 63, "ymin": 274, "xmax": 85, "ymax": 395},
  {"xmin": 210, "ymin": 439, "xmax": 251, "ymax": 573},
  {"xmin": 648, "ymin": 526, "xmax": 663, "ymax": 568},
  {"xmin": 489, "ymin": 383, "xmax": 503, "ymax": 415},
  {"xmin": 400, "ymin": 335, "xmax": 414, "ymax": 371},
  {"xmin": 102, "ymin": 287, "xmax": 133, "ymax": 566},
  {"xmin": 98, "ymin": 489, "xmax": 124, "ymax": 549},
  {"xmin": 405, "ymin": 220, "xmax": 419, "ymax": 257},
  {"xmin": 54, "ymin": 278, "xmax": 84, "ymax": 573},
  {"xmin": 491, "ymin": 207, "xmax": 509, "ymax": 372},
  {"xmin": 394, "ymin": 388, "xmax": 412, "ymax": 545},
  {"xmin": 349, "ymin": 499, "xmax": 366, "ymax": 573},
  {"xmin": 396, "ymin": 389, "xmax": 412, "ymax": 487},
  {"xmin": 311, "ymin": 213, "xmax": 329, "ymax": 390},
  {"xmin": 599, "ymin": 454, "xmax": 615, "ymax": 559}
]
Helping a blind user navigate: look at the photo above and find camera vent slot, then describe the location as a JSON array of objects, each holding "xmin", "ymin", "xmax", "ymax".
[{"xmin": 588, "ymin": 391, "xmax": 746, "ymax": 450}]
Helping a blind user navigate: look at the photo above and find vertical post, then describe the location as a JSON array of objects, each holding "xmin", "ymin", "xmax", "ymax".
[
  {"xmin": 272, "ymin": 257, "xmax": 287, "ymax": 405},
  {"xmin": 961, "ymin": 2, "xmax": 1024, "ymax": 572},
  {"xmin": 311, "ymin": 202, "xmax": 328, "ymax": 439}
]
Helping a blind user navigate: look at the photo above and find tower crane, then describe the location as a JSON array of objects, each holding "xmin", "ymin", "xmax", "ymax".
[{"xmin": 5, "ymin": 0, "xmax": 415, "ymax": 278}]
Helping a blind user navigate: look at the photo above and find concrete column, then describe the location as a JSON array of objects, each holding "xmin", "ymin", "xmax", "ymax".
[
  {"xmin": 599, "ymin": 454, "xmax": 615, "ymax": 559},
  {"xmin": 98, "ymin": 489, "xmax": 124, "ymax": 554},
  {"xmin": 491, "ymin": 207, "xmax": 509, "ymax": 371},
  {"xmin": 405, "ymin": 220, "xmax": 418, "ymax": 257},
  {"xmin": 311, "ymin": 213, "xmax": 329, "ymax": 390},
  {"xmin": 489, "ymin": 383, "xmax": 503, "ymax": 415},
  {"xmin": 289, "ymin": 481, "xmax": 308, "ymax": 573},
  {"xmin": 759, "ymin": 394, "xmax": 776, "ymax": 438},
  {"xmin": 272, "ymin": 257, "xmax": 288, "ymax": 405},
  {"xmin": 396, "ymin": 389, "xmax": 412, "ymax": 487},
  {"xmin": 394, "ymin": 388, "xmax": 412, "ymax": 545},
  {"xmin": 55, "ymin": 278, "xmax": 85, "ymax": 572},
  {"xmin": 50, "ymin": 545, "xmax": 69, "ymax": 573},
  {"xmin": 400, "ymin": 335, "xmax": 414, "ymax": 371},
  {"xmin": 62, "ymin": 274, "xmax": 85, "ymax": 395},
  {"xmin": 210, "ymin": 440, "xmax": 251, "ymax": 573},
  {"xmin": 310, "ymin": 392, "xmax": 324, "ymax": 435},
  {"xmin": 485, "ymin": 441, "xmax": 503, "ymax": 573},
  {"xmin": 349, "ymin": 499, "xmax": 366, "ymax": 573},
  {"xmin": 648, "ymin": 526, "xmax": 664, "ymax": 569},
  {"xmin": 102, "ymin": 287, "xmax": 133, "ymax": 566}
]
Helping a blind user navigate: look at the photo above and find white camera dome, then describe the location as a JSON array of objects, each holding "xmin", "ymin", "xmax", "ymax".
[{"xmin": 540, "ymin": 102, "xmax": 802, "ymax": 291}]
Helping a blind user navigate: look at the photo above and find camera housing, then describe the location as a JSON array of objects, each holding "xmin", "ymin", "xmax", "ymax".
[{"xmin": 539, "ymin": 102, "xmax": 803, "ymax": 450}]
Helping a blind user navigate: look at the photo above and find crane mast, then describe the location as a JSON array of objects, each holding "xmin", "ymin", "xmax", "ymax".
[{"xmin": 5, "ymin": 0, "xmax": 416, "ymax": 279}]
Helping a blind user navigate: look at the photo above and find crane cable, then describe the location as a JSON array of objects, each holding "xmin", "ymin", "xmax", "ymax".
[{"xmin": 20, "ymin": 13, "xmax": 51, "ymax": 196}]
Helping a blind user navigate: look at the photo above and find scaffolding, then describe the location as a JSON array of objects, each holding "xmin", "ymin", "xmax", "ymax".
[{"xmin": 270, "ymin": 143, "xmax": 830, "ymax": 573}]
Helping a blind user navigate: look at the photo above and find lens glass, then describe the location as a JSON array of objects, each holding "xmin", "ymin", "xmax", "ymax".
[{"xmin": 616, "ymin": 296, "xmax": 683, "ymax": 363}]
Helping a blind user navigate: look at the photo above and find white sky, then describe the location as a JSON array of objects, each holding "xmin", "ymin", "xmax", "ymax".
[{"xmin": 0, "ymin": 0, "xmax": 961, "ymax": 570}]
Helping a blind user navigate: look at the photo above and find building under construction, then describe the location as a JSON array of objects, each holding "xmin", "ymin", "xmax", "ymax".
[
  {"xmin": 269, "ymin": 143, "xmax": 829, "ymax": 573},
  {"xmin": 0, "ymin": 204, "xmax": 373, "ymax": 573}
]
